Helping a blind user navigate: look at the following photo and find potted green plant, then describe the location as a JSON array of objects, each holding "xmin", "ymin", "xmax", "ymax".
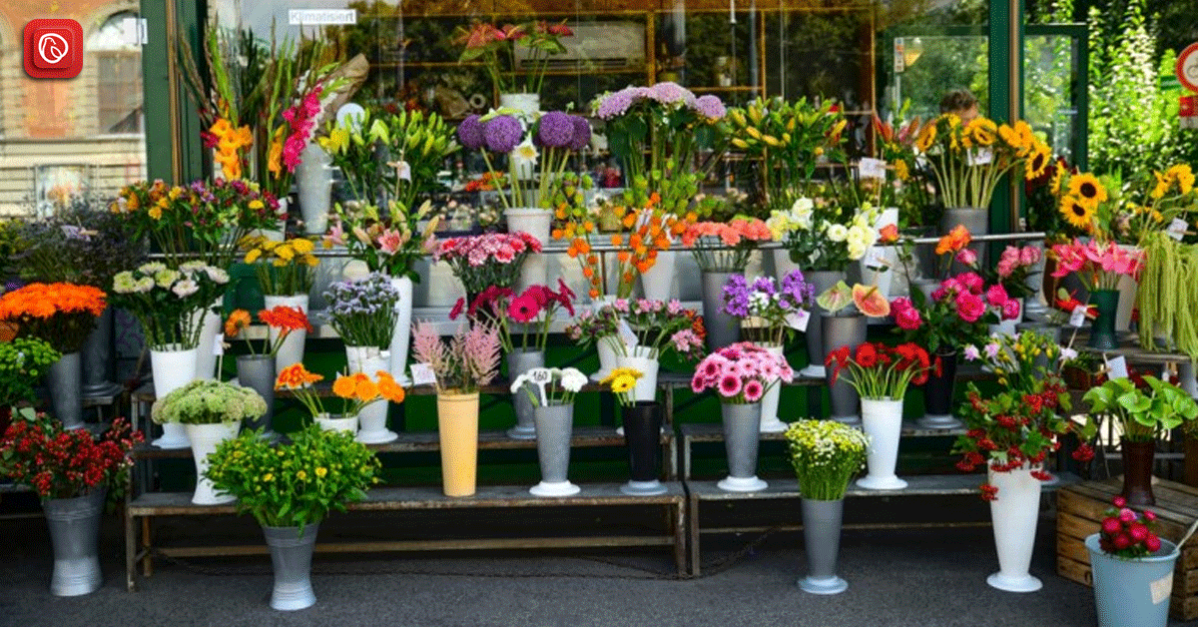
[
  {"xmin": 1086, "ymin": 495, "xmax": 1181, "ymax": 627},
  {"xmin": 0, "ymin": 338, "xmax": 60, "ymax": 433},
  {"xmin": 784, "ymin": 419, "xmax": 869, "ymax": 595},
  {"xmin": 150, "ymin": 380, "xmax": 267, "ymax": 505},
  {"xmin": 206, "ymin": 424, "xmax": 380, "ymax": 611},
  {"xmin": 1084, "ymin": 373, "xmax": 1198, "ymax": 506}
]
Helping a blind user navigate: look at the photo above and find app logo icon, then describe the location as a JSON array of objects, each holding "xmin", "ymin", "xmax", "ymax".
[{"xmin": 23, "ymin": 19, "xmax": 83, "ymax": 79}]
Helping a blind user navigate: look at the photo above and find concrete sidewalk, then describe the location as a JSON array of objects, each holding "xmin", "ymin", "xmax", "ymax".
[{"xmin": 0, "ymin": 511, "xmax": 1186, "ymax": 627}]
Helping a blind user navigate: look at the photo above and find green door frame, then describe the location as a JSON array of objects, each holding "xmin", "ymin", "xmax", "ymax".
[
  {"xmin": 1025, "ymin": 23, "xmax": 1089, "ymax": 171},
  {"xmin": 989, "ymin": 0, "xmax": 1022, "ymax": 235},
  {"xmin": 141, "ymin": 0, "xmax": 206, "ymax": 184}
]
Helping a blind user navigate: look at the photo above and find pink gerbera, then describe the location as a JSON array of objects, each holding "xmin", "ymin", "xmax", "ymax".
[
  {"xmin": 508, "ymin": 294, "xmax": 540, "ymax": 323},
  {"xmin": 718, "ymin": 374, "xmax": 742, "ymax": 398},
  {"xmin": 743, "ymin": 380, "xmax": 764, "ymax": 402}
]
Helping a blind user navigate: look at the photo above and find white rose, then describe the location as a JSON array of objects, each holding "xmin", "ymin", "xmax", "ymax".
[
  {"xmin": 847, "ymin": 240, "xmax": 869, "ymax": 261},
  {"xmin": 846, "ymin": 224, "xmax": 877, "ymax": 251},
  {"xmin": 792, "ymin": 197, "xmax": 815, "ymax": 230},
  {"xmin": 825, "ymin": 224, "xmax": 848, "ymax": 242}
]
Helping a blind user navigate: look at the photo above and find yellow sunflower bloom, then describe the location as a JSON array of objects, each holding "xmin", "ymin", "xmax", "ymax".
[
  {"xmin": 1059, "ymin": 195, "xmax": 1094, "ymax": 230},
  {"xmin": 1024, "ymin": 146, "xmax": 1051, "ymax": 181},
  {"xmin": 916, "ymin": 123, "xmax": 937, "ymax": 152},
  {"xmin": 1168, "ymin": 164, "xmax": 1195, "ymax": 195},
  {"xmin": 1050, "ymin": 166, "xmax": 1066, "ymax": 196},
  {"xmin": 1068, "ymin": 173, "xmax": 1107, "ymax": 209},
  {"xmin": 966, "ymin": 118, "xmax": 998, "ymax": 147}
]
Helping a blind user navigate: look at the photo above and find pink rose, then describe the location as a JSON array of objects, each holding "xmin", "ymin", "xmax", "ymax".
[
  {"xmin": 891, "ymin": 297, "xmax": 922, "ymax": 331},
  {"xmin": 985, "ymin": 284, "xmax": 1009, "ymax": 308},
  {"xmin": 956, "ymin": 248, "xmax": 978, "ymax": 266},
  {"xmin": 956, "ymin": 291, "xmax": 986, "ymax": 323},
  {"xmin": 1001, "ymin": 298, "xmax": 1021, "ymax": 320},
  {"xmin": 1020, "ymin": 246, "xmax": 1040, "ymax": 266},
  {"xmin": 957, "ymin": 272, "xmax": 984, "ymax": 294}
]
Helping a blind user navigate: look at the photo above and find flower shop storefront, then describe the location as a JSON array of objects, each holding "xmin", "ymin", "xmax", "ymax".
[{"xmin": 8, "ymin": 0, "xmax": 1198, "ymax": 624}]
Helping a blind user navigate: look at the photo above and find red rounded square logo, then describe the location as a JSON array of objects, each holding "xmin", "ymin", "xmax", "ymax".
[{"xmin": 24, "ymin": 19, "xmax": 83, "ymax": 79}]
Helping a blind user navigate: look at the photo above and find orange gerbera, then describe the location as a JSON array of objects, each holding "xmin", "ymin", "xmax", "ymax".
[
  {"xmin": 332, "ymin": 374, "xmax": 357, "ymax": 399},
  {"xmin": 225, "ymin": 309, "xmax": 252, "ymax": 338},
  {"xmin": 258, "ymin": 305, "xmax": 312, "ymax": 333},
  {"xmin": 935, "ymin": 224, "xmax": 972, "ymax": 256},
  {"xmin": 377, "ymin": 372, "xmax": 406, "ymax": 403},
  {"xmin": 276, "ymin": 363, "xmax": 323, "ymax": 390},
  {"xmin": 354, "ymin": 378, "xmax": 379, "ymax": 402}
]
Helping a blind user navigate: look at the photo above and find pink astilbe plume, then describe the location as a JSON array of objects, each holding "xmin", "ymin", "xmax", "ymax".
[
  {"xmin": 454, "ymin": 322, "xmax": 502, "ymax": 389},
  {"xmin": 411, "ymin": 321, "xmax": 449, "ymax": 382}
]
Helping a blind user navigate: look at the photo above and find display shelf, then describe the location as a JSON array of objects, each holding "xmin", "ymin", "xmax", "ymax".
[{"xmin": 125, "ymin": 482, "xmax": 687, "ymax": 592}]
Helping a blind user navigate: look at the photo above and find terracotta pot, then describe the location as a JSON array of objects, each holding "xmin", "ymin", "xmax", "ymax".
[{"xmin": 437, "ymin": 392, "xmax": 480, "ymax": 497}]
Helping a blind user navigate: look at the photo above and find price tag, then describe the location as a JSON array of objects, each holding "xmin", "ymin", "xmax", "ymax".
[
  {"xmin": 1151, "ymin": 573, "xmax": 1174, "ymax": 605},
  {"xmin": 858, "ymin": 158, "xmax": 888, "ymax": 180},
  {"xmin": 396, "ymin": 161, "xmax": 412, "ymax": 181},
  {"xmin": 1167, "ymin": 217, "xmax": 1188, "ymax": 240},
  {"xmin": 786, "ymin": 309, "xmax": 811, "ymax": 332},
  {"xmin": 865, "ymin": 247, "xmax": 888, "ymax": 270},
  {"xmin": 968, "ymin": 148, "xmax": 993, "ymax": 166},
  {"xmin": 213, "ymin": 333, "xmax": 224, "ymax": 356},
  {"xmin": 410, "ymin": 363, "xmax": 438, "ymax": 386},
  {"xmin": 618, "ymin": 319, "xmax": 639, "ymax": 348},
  {"xmin": 1069, "ymin": 306, "xmax": 1087, "ymax": 328},
  {"xmin": 1106, "ymin": 356, "xmax": 1129, "ymax": 380}
]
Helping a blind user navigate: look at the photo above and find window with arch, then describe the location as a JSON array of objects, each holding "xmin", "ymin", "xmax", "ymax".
[{"xmin": 89, "ymin": 11, "xmax": 143, "ymax": 134}]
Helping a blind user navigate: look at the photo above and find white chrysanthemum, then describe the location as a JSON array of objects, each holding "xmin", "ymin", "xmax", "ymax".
[
  {"xmin": 154, "ymin": 269, "xmax": 180, "ymax": 289},
  {"xmin": 825, "ymin": 223, "xmax": 848, "ymax": 242}
]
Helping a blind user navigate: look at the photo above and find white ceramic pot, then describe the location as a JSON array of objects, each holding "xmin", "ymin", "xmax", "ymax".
[
  {"xmin": 265, "ymin": 295, "xmax": 309, "ymax": 372},
  {"xmin": 345, "ymin": 345, "xmax": 386, "ymax": 376},
  {"xmin": 388, "ymin": 276, "xmax": 414, "ymax": 385},
  {"xmin": 185, "ymin": 421, "xmax": 241, "ymax": 505},
  {"xmin": 505, "ymin": 208, "xmax": 552, "ymax": 292},
  {"xmin": 986, "ymin": 464, "xmax": 1044, "ymax": 592},
  {"xmin": 640, "ymin": 250, "xmax": 676, "ymax": 301},
  {"xmin": 988, "ymin": 299, "xmax": 1024, "ymax": 337},
  {"xmin": 349, "ymin": 350, "xmax": 397, "ymax": 445},
  {"xmin": 193, "ymin": 300, "xmax": 223, "ymax": 381},
  {"xmin": 616, "ymin": 346, "xmax": 659, "ymax": 403},
  {"xmin": 315, "ymin": 414, "xmax": 359, "ymax": 434},
  {"xmin": 758, "ymin": 344, "xmax": 789, "ymax": 433},
  {"xmin": 593, "ymin": 335, "xmax": 621, "ymax": 381},
  {"xmin": 855, "ymin": 398, "xmax": 907, "ymax": 490},
  {"xmin": 296, "ymin": 141, "xmax": 334, "ymax": 235},
  {"xmin": 150, "ymin": 344, "xmax": 198, "ymax": 449}
]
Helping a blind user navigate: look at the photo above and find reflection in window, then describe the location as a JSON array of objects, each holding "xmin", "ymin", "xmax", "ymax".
[{"xmin": 90, "ymin": 12, "xmax": 143, "ymax": 134}]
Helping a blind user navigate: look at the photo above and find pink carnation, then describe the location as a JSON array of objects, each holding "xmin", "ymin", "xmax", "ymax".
[{"xmin": 956, "ymin": 291, "xmax": 986, "ymax": 323}]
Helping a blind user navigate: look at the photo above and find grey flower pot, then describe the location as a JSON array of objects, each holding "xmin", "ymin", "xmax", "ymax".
[
  {"xmin": 46, "ymin": 352, "xmax": 84, "ymax": 431},
  {"xmin": 800, "ymin": 270, "xmax": 845, "ymax": 378},
  {"xmin": 822, "ymin": 314, "xmax": 868, "ymax": 426},
  {"xmin": 506, "ymin": 349, "xmax": 544, "ymax": 440},
  {"xmin": 262, "ymin": 524, "xmax": 320, "ymax": 611},
  {"xmin": 701, "ymin": 271, "xmax": 742, "ymax": 351},
  {"xmin": 530, "ymin": 403, "xmax": 580, "ymax": 497},
  {"xmin": 43, "ymin": 489, "xmax": 106, "ymax": 596},
  {"xmin": 940, "ymin": 207, "xmax": 988, "ymax": 274},
  {"xmin": 798, "ymin": 497, "xmax": 848, "ymax": 595},
  {"xmin": 718, "ymin": 402, "xmax": 767, "ymax": 492},
  {"xmin": 237, "ymin": 355, "xmax": 277, "ymax": 441},
  {"xmin": 81, "ymin": 306, "xmax": 122, "ymax": 399}
]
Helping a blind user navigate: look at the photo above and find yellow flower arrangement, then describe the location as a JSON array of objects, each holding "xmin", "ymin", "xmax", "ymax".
[
  {"xmin": 601, "ymin": 367, "xmax": 643, "ymax": 407},
  {"xmin": 916, "ymin": 113, "xmax": 1050, "ymax": 209},
  {"xmin": 240, "ymin": 235, "xmax": 319, "ymax": 296}
]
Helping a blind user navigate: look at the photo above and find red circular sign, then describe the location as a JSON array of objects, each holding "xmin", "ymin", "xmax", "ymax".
[{"xmin": 1177, "ymin": 42, "xmax": 1198, "ymax": 92}]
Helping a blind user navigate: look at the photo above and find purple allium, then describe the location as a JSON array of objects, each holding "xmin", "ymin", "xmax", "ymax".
[
  {"xmin": 535, "ymin": 111, "xmax": 575, "ymax": 148},
  {"xmin": 482, "ymin": 115, "xmax": 523, "ymax": 153},
  {"xmin": 693, "ymin": 94, "xmax": 727, "ymax": 120},
  {"xmin": 458, "ymin": 114, "xmax": 484, "ymax": 150},
  {"xmin": 648, "ymin": 82, "xmax": 695, "ymax": 106},
  {"xmin": 568, "ymin": 116, "xmax": 592, "ymax": 151}
]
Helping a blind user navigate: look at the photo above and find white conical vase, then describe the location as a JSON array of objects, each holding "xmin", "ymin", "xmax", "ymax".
[
  {"xmin": 640, "ymin": 250, "xmax": 675, "ymax": 301},
  {"xmin": 185, "ymin": 421, "xmax": 241, "ymax": 505},
  {"xmin": 387, "ymin": 276, "xmax": 414, "ymax": 386},
  {"xmin": 758, "ymin": 344, "xmax": 789, "ymax": 433},
  {"xmin": 296, "ymin": 141, "xmax": 333, "ymax": 235},
  {"xmin": 986, "ymin": 464, "xmax": 1044, "ymax": 592},
  {"xmin": 315, "ymin": 413, "xmax": 359, "ymax": 434},
  {"xmin": 855, "ymin": 398, "xmax": 907, "ymax": 490},
  {"xmin": 593, "ymin": 335, "xmax": 621, "ymax": 382},
  {"xmin": 505, "ymin": 208, "xmax": 552, "ymax": 292},
  {"xmin": 150, "ymin": 344, "xmax": 198, "ymax": 449},
  {"xmin": 193, "ymin": 300, "xmax": 223, "ymax": 381},
  {"xmin": 616, "ymin": 346, "xmax": 658, "ymax": 403},
  {"xmin": 347, "ymin": 348, "xmax": 397, "ymax": 445},
  {"xmin": 264, "ymin": 295, "xmax": 309, "ymax": 372}
]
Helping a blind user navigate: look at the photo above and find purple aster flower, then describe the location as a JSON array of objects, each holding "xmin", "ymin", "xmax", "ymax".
[
  {"xmin": 458, "ymin": 115, "xmax": 484, "ymax": 150},
  {"xmin": 482, "ymin": 115, "xmax": 523, "ymax": 153},
  {"xmin": 648, "ymin": 82, "xmax": 695, "ymax": 106},
  {"xmin": 535, "ymin": 111, "xmax": 575, "ymax": 148},
  {"xmin": 693, "ymin": 94, "xmax": 727, "ymax": 120},
  {"xmin": 568, "ymin": 116, "xmax": 592, "ymax": 151}
]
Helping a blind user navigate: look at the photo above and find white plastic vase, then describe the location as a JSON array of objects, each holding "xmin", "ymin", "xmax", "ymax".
[
  {"xmin": 265, "ymin": 295, "xmax": 309, "ymax": 372},
  {"xmin": 856, "ymin": 398, "xmax": 907, "ymax": 490},
  {"xmin": 387, "ymin": 276, "xmax": 414, "ymax": 385},
  {"xmin": 773, "ymin": 249, "xmax": 801, "ymax": 279},
  {"xmin": 185, "ymin": 421, "xmax": 241, "ymax": 505},
  {"xmin": 193, "ymin": 300, "xmax": 223, "ymax": 381},
  {"xmin": 758, "ymin": 344, "xmax": 789, "ymax": 433},
  {"xmin": 505, "ymin": 208, "xmax": 552, "ymax": 292},
  {"xmin": 315, "ymin": 414, "xmax": 359, "ymax": 434},
  {"xmin": 640, "ymin": 250, "xmax": 676, "ymax": 301},
  {"xmin": 345, "ymin": 345, "xmax": 386, "ymax": 376},
  {"xmin": 296, "ymin": 141, "xmax": 334, "ymax": 235},
  {"xmin": 987, "ymin": 464, "xmax": 1044, "ymax": 592},
  {"xmin": 593, "ymin": 335, "xmax": 621, "ymax": 381},
  {"xmin": 1116, "ymin": 244, "xmax": 1140, "ymax": 332},
  {"xmin": 858, "ymin": 208, "xmax": 899, "ymax": 299},
  {"xmin": 150, "ymin": 344, "xmax": 198, "ymax": 449},
  {"xmin": 348, "ymin": 350, "xmax": 397, "ymax": 444},
  {"xmin": 616, "ymin": 346, "xmax": 659, "ymax": 403}
]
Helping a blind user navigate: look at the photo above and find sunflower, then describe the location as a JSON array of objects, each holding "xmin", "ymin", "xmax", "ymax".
[
  {"xmin": 1067, "ymin": 173, "xmax": 1107, "ymax": 209},
  {"xmin": 966, "ymin": 118, "xmax": 998, "ymax": 147},
  {"xmin": 1024, "ymin": 145, "xmax": 1051, "ymax": 181},
  {"xmin": 1059, "ymin": 195, "xmax": 1094, "ymax": 230},
  {"xmin": 1050, "ymin": 165, "xmax": 1066, "ymax": 195},
  {"xmin": 915, "ymin": 122, "xmax": 937, "ymax": 152},
  {"xmin": 1168, "ymin": 164, "xmax": 1195, "ymax": 195}
]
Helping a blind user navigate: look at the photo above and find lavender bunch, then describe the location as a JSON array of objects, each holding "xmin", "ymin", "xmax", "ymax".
[
  {"xmin": 721, "ymin": 270, "xmax": 815, "ymax": 346},
  {"xmin": 323, "ymin": 272, "xmax": 400, "ymax": 349},
  {"xmin": 411, "ymin": 320, "xmax": 501, "ymax": 394},
  {"xmin": 15, "ymin": 200, "xmax": 146, "ymax": 290}
]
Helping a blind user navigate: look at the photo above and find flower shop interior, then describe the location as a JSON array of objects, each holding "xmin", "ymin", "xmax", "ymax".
[{"xmin": 2, "ymin": 0, "xmax": 1198, "ymax": 624}]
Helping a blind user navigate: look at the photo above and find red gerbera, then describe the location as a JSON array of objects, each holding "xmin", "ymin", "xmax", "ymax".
[{"xmin": 855, "ymin": 343, "xmax": 878, "ymax": 368}]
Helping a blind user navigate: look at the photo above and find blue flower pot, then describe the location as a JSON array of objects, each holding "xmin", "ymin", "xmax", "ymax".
[{"xmin": 1086, "ymin": 533, "xmax": 1179, "ymax": 627}]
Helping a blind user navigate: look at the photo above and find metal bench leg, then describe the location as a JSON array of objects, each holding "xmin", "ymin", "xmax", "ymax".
[{"xmin": 125, "ymin": 512, "xmax": 137, "ymax": 591}]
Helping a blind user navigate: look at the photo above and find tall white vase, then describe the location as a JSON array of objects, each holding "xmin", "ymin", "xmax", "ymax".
[
  {"xmin": 505, "ymin": 208, "xmax": 552, "ymax": 292},
  {"xmin": 640, "ymin": 250, "xmax": 676, "ymax": 301},
  {"xmin": 858, "ymin": 208, "xmax": 899, "ymax": 298},
  {"xmin": 185, "ymin": 421, "xmax": 241, "ymax": 505},
  {"xmin": 265, "ymin": 295, "xmax": 309, "ymax": 372},
  {"xmin": 758, "ymin": 344, "xmax": 789, "ymax": 433},
  {"xmin": 773, "ymin": 249, "xmax": 801, "ymax": 278},
  {"xmin": 593, "ymin": 335, "xmax": 621, "ymax": 381},
  {"xmin": 987, "ymin": 464, "xmax": 1044, "ymax": 592},
  {"xmin": 347, "ymin": 350, "xmax": 397, "ymax": 444},
  {"xmin": 296, "ymin": 142, "xmax": 334, "ymax": 235},
  {"xmin": 387, "ymin": 276, "xmax": 414, "ymax": 385},
  {"xmin": 616, "ymin": 346, "xmax": 659, "ymax": 403},
  {"xmin": 150, "ymin": 345, "xmax": 198, "ymax": 449},
  {"xmin": 1115, "ymin": 244, "xmax": 1140, "ymax": 332},
  {"xmin": 855, "ymin": 398, "xmax": 907, "ymax": 490},
  {"xmin": 193, "ymin": 300, "xmax": 223, "ymax": 381}
]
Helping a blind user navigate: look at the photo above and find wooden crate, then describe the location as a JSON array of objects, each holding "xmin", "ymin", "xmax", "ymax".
[{"xmin": 1057, "ymin": 477, "xmax": 1198, "ymax": 621}]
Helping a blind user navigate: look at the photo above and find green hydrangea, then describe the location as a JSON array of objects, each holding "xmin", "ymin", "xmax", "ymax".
[
  {"xmin": 0, "ymin": 338, "xmax": 61, "ymax": 406},
  {"xmin": 151, "ymin": 380, "xmax": 267, "ymax": 425}
]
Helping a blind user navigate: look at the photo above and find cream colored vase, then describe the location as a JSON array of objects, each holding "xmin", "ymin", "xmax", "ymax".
[{"xmin": 438, "ymin": 392, "xmax": 480, "ymax": 497}]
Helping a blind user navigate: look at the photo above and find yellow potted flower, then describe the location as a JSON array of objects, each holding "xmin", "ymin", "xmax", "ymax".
[
  {"xmin": 241, "ymin": 235, "xmax": 319, "ymax": 371},
  {"xmin": 603, "ymin": 367, "xmax": 666, "ymax": 496}
]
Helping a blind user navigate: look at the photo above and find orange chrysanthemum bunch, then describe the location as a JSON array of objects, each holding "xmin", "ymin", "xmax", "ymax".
[
  {"xmin": 0, "ymin": 283, "xmax": 106, "ymax": 353},
  {"xmin": 275, "ymin": 363, "xmax": 404, "ymax": 420},
  {"xmin": 225, "ymin": 306, "xmax": 312, "ymax": 357}
]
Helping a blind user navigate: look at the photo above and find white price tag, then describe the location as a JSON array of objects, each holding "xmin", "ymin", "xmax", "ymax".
[
  {"xmin": 213, "ymin": 333, "xmax": 224, "ymax": 356},
  {"xmin": 618, "ymin": 319, "xmax": 639, "ymax": 349},
  {"xmin": 1151, "ymin": 573, "xmax": 1174, "ymax": 605},
  {"xmin": 786, "ymin": 309, "xmax": 811, "ymax": 332},
  {"xmin": 1106, "ymin": 356, "xmax": 1129, "ymax": 380},
  {"xmin": 858, "ymin": 158, "xmax": 888, "ymax": 180},
  {"xmin": 1069, "ymin": 306, "xmax": 1087, "ymax": 328},
  {"xmin": 410, "ymin": 363, "xmax": 437, "ymax": 386},
  {"xmin": 865, "ymin": 247, "xmax": 888, "ymax": 270},
  {"xmin": 1167, "ymin": 217, "xmax": 1188, "ymax": 241},
  {"xmin": 396, "ymin": 161, "xmax": 412, "ymax": 182},
  {"xmin": 968, "ymin": 148, "xmax": 993, "ymax": 166}
]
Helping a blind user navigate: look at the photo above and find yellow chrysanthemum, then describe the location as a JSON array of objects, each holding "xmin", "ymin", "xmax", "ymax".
[
  {"xmin": 1060, "ymin": 195, "xmax": 1094, "ymax": 230},
  {"xmin": 1168, "ymin": 164, "xmax": 1195, "ymax": 195},
  {"xmin": 1068, "ymin": 173, "xmax": 1107, "ymax": 209},
  {"xmin": 894, "ymin": 159, "xmax": 909, "ymax": 181},
  {"xmin": 244, "ymin": 248, "xmax": 262, "ymax": 264}
]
